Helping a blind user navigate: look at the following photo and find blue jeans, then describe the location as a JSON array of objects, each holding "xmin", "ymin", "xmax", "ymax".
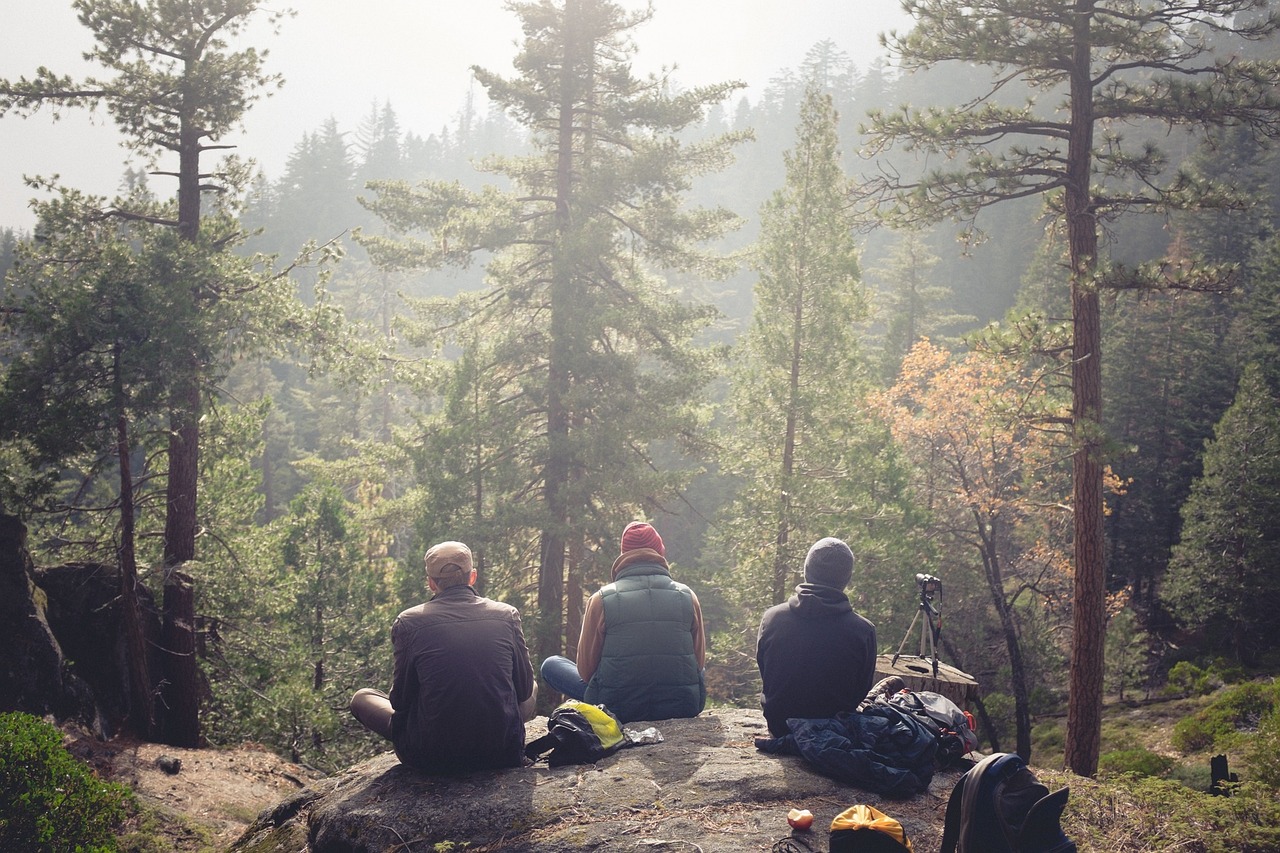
[{"xmin": 540, "ymin": 655, "xmax": 588, "ymax": 701}]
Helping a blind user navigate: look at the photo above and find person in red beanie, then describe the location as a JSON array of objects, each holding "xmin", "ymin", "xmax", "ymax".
[{"xmin": 540, "ymin": 522, "xmax": 707, "ymax": 722}]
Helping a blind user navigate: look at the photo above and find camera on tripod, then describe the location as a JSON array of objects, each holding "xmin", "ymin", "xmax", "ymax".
[
  {"xmin": 894, "ymin": 572, "xmax": 945, "ymax": 677},
  {"xmin": 915, "ymin": 573, "xmax": 941, "ymax": 599}
]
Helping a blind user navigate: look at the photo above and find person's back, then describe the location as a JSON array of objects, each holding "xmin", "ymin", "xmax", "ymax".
[
  {"xmin": 585, "ymin": 554, "xmax": 703, "ymax": 721},
  {"xmin": 756, "ymin": 537, "xmax": 877, "ymax": 737},
  {"xmin": 349, "ymin": 541, "xmax": 536, "ymax": 773},
  {"xmin": 391, "ymin": 586, "xmax": 531, "ymax": 770},
  {"xmin": 540, "ymin": 522, "xmax": 706, "ymax": 723}
]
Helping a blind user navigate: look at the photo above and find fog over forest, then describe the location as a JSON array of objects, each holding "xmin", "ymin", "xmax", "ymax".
[
  {"xmin": 0, "ymin": 0, "xmax": 911, "ymax": 230},
  {"xmin": 3, "ymin": 6, "xmax": 1280, "ymax": 844}
]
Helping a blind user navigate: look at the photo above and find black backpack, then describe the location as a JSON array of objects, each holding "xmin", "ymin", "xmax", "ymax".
[
  {"xmin": 939, "ymin": 752, "xmax": 1076, "ymax": 853},
  {"xmin": 524, "ymin": 700, "xmax": 626, "ymax": 767},
  {"xmin": 880, "ymin": 689, "xmax": 978, "ymax": 768}
]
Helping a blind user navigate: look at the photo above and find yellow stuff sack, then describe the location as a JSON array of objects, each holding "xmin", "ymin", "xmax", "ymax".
[{"xmin": 829, "ymin": 804, "xmax": 914, "ymax": 852}]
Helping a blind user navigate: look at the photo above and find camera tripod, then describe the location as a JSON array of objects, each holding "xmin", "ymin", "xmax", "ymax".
[{"xmin": 891, "ymin": 574, "xmax": 943, "ymax": 679}]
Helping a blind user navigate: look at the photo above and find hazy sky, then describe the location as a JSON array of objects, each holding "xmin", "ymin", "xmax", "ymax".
[{"xmin": 1, "ymin": 1, "xmax": 913, "ymax": 230}]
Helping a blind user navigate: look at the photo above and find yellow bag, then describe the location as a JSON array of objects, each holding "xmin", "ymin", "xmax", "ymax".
[
  {"xmin": 829, "ymin": 804, "xmax": 914, "ymax": 852},
  {"xmin": 524, "ymin": 700, "xmax": 624, "ymax": 766}
]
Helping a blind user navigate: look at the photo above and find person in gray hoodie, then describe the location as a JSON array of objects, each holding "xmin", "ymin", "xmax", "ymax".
[{"xmin": 755, "ymin": 537, "xmax": 878, "ymax": 737}]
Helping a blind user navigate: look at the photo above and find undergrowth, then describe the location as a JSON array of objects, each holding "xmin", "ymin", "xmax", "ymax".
[
  {"xmin": 1052, "ymin": 771, "xmax": 1280, "ymax": 852},
  {"xmin": 0, "ymin": 712, "xmax": 131, "ymax": 853}
]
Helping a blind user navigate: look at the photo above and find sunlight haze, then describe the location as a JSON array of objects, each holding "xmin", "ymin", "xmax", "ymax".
[{"xmin": 0, "ymin": 0, "xmax": 912, "ymax": 230}]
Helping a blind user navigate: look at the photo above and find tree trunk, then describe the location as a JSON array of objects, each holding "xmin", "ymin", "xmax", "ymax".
[
  {"xmin": 158, "ymin": 89, "xmax": 205, "ymax": 745},
  {"xmin": 774, "ymin": 256, "xmax": 807, "ymax": 605},
  {"xmin": 1065, "ymin": 0, "xmax": 1107, "ymax": 777},
  {"xmin": 566, "ymin": 534, "xmax": 585, "ymax": 661},
  {"xmin": 163, "ymin": 381, "xmax": 200, "ymax": 566},
  {"xmin": 160, "ymin": 569, "xmax": 200, "ymax": 746},
  {"xmin": 116, "ymin": 399, "xmax": 153, "ymax": 740},
  {"xmin": 978, "ymin": 518, "xmax": 1032, "ymax": 760},
  {"xmin": 537, "ymin": 0, "xmax": 585, "ymax": 668}
]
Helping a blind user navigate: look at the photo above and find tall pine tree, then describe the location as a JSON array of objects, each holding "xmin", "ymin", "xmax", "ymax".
[
  {"xmin": 1162, "ymin": 364, "xmax": 1280, "ymax": 663},
  {"xmin": 359, "ymin": 0, "xmax": 746, "ymax": 672},
  {"xmin": 0, "ymin": 0, "xmax": 290, "ymax": 746},
  {"xmin": 861, "ymin": 0, "xmax": 1280, "ymax": 775},
  {"xmin": 718, "ymin": 85, "xmax": 871, "ymax": 607}
]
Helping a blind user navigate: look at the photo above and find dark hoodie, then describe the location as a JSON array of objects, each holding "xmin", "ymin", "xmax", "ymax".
[{"xmin": 756, "ymin": 582, "xmax": 877, "ymax": 737}]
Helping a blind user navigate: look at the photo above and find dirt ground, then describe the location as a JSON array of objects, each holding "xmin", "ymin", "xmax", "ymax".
[{"xmin": 63, "ymin": 728, "xmax": 325, "ymax": 850}]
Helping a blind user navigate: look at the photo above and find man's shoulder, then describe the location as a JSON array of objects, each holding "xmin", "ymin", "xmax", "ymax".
[
  {"xmin": 759, "ymin": 599, "xmax": 794, "ymax": 623},
  {"xmin": 394, "ymin": 602, "xmax": 429, "ymax": 623},
  {"xmin": 474, "ymin": 595, "xmax": 522, "ymax": 617}
]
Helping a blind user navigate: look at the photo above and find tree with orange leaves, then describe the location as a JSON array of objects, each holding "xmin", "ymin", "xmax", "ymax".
[{"xmin": 871, "ymin": 339, "xmax": 1074, "ymax": 760}]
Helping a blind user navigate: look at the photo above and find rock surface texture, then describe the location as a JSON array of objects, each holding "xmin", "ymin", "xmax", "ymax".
[{"xmin": 231, "ymin": 709, "xmax": 970, "ymax": 853}]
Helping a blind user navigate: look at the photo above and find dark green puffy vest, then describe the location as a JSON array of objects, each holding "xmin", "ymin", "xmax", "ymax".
[{"xmin": 583, "ymin": 563, "xmax": 704, "ymax": 722}]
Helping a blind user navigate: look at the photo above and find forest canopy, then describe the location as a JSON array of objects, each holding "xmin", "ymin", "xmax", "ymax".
[{"xmin": 3, "ymin": 0, "xmax": 1280, "ymax": 782}]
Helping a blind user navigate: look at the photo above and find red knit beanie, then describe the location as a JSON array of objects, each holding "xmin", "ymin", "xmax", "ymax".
[{"xmin": 620, "ymin": 521, "xmax": 664, "ymax": 556}]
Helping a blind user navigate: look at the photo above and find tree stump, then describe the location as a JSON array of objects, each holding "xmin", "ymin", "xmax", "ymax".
[{"xmin": 874, "ymin": 654, "xmax": 980, "ymax": 709}]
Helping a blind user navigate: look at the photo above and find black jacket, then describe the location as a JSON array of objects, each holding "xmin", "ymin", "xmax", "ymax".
[
  {"xmin": 756, "ymin": 582, "xmax": 877, "ymax": 737},
  {"xmin": 755, "ymin": 705, "xmax": 937, "ymax": 797},
  {"xmin": 390, "ymin": 585, "xmax": 535, "ymax": 772}
]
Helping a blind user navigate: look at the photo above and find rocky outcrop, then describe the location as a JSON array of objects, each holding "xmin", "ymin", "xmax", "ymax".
[
  {"xmin": 231, "ymin": 709, "xmax": 969, "ymax": 853},
  {"xmin": 0, "ymin": 514, "xmax": 104, "ymax": 732},
  {"xmin": 0, "ymin": 513, "xmax": 160, "ymax": 737},
  {"xmin": 35, "ymin": 559, "xmax": 163, "ymax": 731}
]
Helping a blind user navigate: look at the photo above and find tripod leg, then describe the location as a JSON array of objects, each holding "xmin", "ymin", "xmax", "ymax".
[
  {"xmin": 925, "ymin": 609, "xmax": 940, "ymax": 677},
  {"xmin": 891, "ymin": 607, "xmax": 923, "ymax": 667}
]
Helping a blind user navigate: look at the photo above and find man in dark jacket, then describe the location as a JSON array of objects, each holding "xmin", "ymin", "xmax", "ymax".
[
  {"xmin": 349, "ymin": 541, "xmax": 537, "ymax": 772},
  {"xmin": 756, "ymin": 536, "xmax": 877, "ymax": 737},
  {"xmin": 540, "ymin": 521, "xmax": 706, "ymax": 722}
]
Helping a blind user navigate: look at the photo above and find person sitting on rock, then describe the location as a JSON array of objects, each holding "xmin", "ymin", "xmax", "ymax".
[
  {"xmin": 349, "ymin": 540, "xmax": 537, "ymax": 772},
  {"xmin": 540, "ymin": 521, "xmax": 706, "ymax": 723},
  {"xmin": 756, "ymin": 536, "xmax": 878, "ymax": 737}
]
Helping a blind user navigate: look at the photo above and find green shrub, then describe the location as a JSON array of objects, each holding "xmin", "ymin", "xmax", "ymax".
[
  {"xmin": 1208, "ymin": 657, "xmax": 1247, "ymax": 686},
  {"xmin": 1171, "ymin": 715, "xmax": 1217, "ymax": 752},
  {"xmin": 1098, "ymin": 748, "xmax": 1174, "ymax": 778},
  {"xmin": 1165, "ymin": 660, "xmax": 1212, "ymax": 697},
  {"xmin": 1245, "ymin": 707, "xmax": 1280, "ymax": 789},
  {"xmin": 1064, "ymin": 773, "xmax": 1280, "ymax": 851},
  {"xmin": 0, "ymin": 712, "xmax": 131, "ymax": 852},
  {"xmin": 1167, "ymin": 760, "xmax": 1212, "ymax": 792},
  {"xmin": 1171, "ymin": 680, "xmax": 1280, "ymax": 754}
]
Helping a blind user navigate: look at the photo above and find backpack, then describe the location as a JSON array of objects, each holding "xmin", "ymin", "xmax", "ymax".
[
  {"xmin": 524, "ymin": 700, "xmax": 626, "ymax": 767},
  {"xmin": 882, "ymin": 689, "xmax": 978, "ymax": 768},
  {"xmin": 829, "ymin": 804, "xmax": 915, "ymax": 852},
  {"xmin": 939, "ymin": 752, "xmax": 1076, "ymax": 853}
]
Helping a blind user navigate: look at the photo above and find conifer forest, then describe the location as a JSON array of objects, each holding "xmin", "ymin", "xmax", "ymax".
[{"xmin": 4, "ymin": 0, "xmax": 1280, "ymax": 784}]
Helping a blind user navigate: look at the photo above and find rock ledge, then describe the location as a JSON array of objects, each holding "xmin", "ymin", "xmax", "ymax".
[{"xmin": 231, "ymin": 709, "xmax": 967, "ymax": 853}]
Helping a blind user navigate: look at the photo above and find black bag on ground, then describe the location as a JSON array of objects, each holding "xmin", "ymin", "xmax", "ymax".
[
  {"xmin": 939, "ymin": 752, "xmax": 1076, "ymax": 853},
  {"xmin": 524, "ymin": 700, "xmax": 626, "ymax": 767},
  {"xmin": 883, "ymin": 689, "xmax": 979, "ymax": 768},
  {"xmin": 755, "ymin": 705, "xmax": 937, "ymax": 797}
]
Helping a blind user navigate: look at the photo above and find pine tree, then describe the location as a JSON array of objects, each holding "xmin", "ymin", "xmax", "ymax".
[
  {"xmin": 0, "ymin": 1, "xmax": 290, "ymax": 745},
  {"xmin": 719, "ymin": 85, "xmax": 870, "ymax": 607},
  {"xmin": 1103, "ymin": 287, "xmax": 1235, "ymax": 610},
  {"xmin": 1162, "ymin": 364, "xmax": 1280, "ymax": 663},
  {"xmin": 868, "ymin": 231, "xmax": 975, "ymax": 381},
  {"xmin": 0, "ymin": 189, "xmax": 308, "ymax": 740},
  {"xmin": 359, "ymin": 0, "xmax": 746, "ymax": 671},
  {"xmin": 861, "ymin": 0, "xmax": 1280, "ymax": 776}
]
